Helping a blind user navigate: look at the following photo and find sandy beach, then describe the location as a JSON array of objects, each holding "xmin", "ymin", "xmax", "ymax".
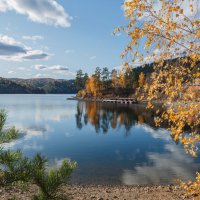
[{"xmin": 0, "ymin": 184, "xmax": 191, "ymax": 200}]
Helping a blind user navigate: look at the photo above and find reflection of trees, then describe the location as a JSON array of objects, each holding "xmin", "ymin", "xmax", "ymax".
[
  {"xmin": 75, "ymin": 101, "xmax": 160, "ymax": 135},
  {"xmin": 75, "ymin": 102, "xmax": 83, "ymax": 129},
  {"xmin": 85, "ymin": 102, "xmax": 100, "ymax": 133}
]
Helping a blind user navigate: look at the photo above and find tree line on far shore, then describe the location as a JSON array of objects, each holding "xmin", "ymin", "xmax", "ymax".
[
  {"xmin": 75, "ymin": 57, "xmax": 199, "ymax": 101},
  {"xmin": 75, "ymin": 63, "xmax": 154, "ymax": 98}
]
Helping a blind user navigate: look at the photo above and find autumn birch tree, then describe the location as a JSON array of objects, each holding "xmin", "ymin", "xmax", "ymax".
[{"xmin": 117, "ymin": 0, "xmax": 200, "ymax": 197}]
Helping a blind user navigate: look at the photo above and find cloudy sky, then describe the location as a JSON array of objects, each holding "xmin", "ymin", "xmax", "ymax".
[{"xmin": 0, "ymin": 0, "xmax": 128, "ymax": 79}]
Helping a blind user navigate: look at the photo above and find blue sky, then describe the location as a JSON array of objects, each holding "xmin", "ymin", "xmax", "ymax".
[{"xmin": 0, "ymin": 0, "xmax": 128, "ymax": 79}]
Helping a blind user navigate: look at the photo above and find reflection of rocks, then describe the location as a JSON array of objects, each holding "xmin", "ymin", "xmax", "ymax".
[{"xmin": 122, "ymin": 143, "xmax": 199, "ymax": 185}]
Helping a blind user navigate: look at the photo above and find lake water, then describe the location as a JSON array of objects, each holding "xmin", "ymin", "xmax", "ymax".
[{"xmin": 0, "ymin": 94, "xmax": 199, "ymax": 185}]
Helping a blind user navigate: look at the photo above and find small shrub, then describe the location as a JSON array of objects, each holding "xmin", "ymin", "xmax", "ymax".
[
  {"xmin": 31, "ymin": 154, "xmax": 76, "ymax": 200},
  {"xmin": 0, "ymin": 109, "xmax": 7, "ymax": 132},
  {"xmin": 0, "ymin": 110, "xmax": 19, "ymax": 144},
  {"xmin": 0, "ymin": 110, "xmax": 77, "ymax": 200}
]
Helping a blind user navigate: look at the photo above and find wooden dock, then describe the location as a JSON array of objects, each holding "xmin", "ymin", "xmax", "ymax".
[
  {"xmin": 67, "ymin": 97, "xmax": 138, "ymax": 104},
  {"xmin": 102, "ymin": 98, "xmax": 137, "ymax": 104}
]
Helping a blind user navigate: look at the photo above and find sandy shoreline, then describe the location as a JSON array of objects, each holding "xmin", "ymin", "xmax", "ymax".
[{"xmin": 0, "ymin": 184, "xmax": 191, "ymax": 200}]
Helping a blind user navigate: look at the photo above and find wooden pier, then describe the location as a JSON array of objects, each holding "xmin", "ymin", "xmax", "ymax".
[
  {"xmin": 102, "ymin": 98, "xmax": 137, "ymax": 104},
  {"xmin": 67, "ymin": 97, "xmax": 138, "ymax": 104}
]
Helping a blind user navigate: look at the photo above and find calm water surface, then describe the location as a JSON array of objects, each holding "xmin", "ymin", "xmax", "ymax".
[{"xmin": 0, "ymin": 94, "xmax": 199, "ymax": 185}]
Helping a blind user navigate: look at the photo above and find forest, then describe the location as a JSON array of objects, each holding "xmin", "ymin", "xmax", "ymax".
[
  {"xmin": 75, "ymin": 57, "xmax": 199, "ymax": 101},
  {"xmin": 0, "ymin": 78, "xmax": 77, "ymax": 94}
]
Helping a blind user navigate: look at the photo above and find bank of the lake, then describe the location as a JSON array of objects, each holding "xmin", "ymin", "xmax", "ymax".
[{"xmin": 0, "ymin": 184, "xmax": 190, "ymax": 200}]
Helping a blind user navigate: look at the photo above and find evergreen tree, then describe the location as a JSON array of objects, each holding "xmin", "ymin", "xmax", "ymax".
[
  {"xmin": 101, "ymin": 67, "xmax": 110, "ymax": 89},
  {"xmin": 83, "ymin": 73, "xmax": 89, "ymax": 86},
  {"xmin": 101, "ymin": 67, "xmax": 110, "ymax": 82},
  {"xmin": 94, "ymin": 67, "xmax": 101, "ymax": 80},
  {"xmin": 94, "ymin": 67, "xmax": 102, "ymax": 95},
  {"xmin": 75, "ymin": 69, "xmax": 84, "ymax": 91},
  {"xmin": 0, "ymin": 110, "xmax": 76, "ymax": 200}
]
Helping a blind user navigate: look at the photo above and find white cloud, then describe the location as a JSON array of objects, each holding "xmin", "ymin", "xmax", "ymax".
[
  {"xmin": 49, "ymin": 65, "xmax": 69, "ymax": 71},
  {"xmin": 23, "ymin": 50, "xmax": 50, "ymax": 60},
  {"xmin": 89, "ymin": 56, "xmax": 96, "ymax": 60},
  {"xmin": 65, "ymin": 50, "xmax": 74, "ymax": 54},
  {"xmin": 18, "ymin": 67, "xmax": 31, "ymax": 71},
  {"xmin": 0, "ymin": 0, "xmax": 8, "ymax": 12},
  {"xmin": 8, "ymin": 70, "xmax": 15, "ymax": 74},
  {"xmin": 34, "ymin": 64, "xmax": 72, "ymax": 78},
  {"xmin": 0, "ymin": 35, "xmax": 25, "ymax": 53},
  {"xmin": 22, "ymin": 35, "xmax": 44, "ymax": 41},
  {"xmin": 0, "ymin": 0, "xmax": 71, "ymax": 27},
  {"xmin": 0, "ymin": 35, "xmax": 51, "ymax": 61},
  {"xmin": 34, "ymin": 64, "xmax": 47, "ymax": 70},
  {"xmin": 34, "ymin": 64, "xmax": 69, "ymax": 71}
]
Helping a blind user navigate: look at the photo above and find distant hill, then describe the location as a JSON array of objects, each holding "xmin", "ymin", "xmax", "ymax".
[
  {"xmin": 0, "ymin": 65, "xmax": 155, "ymax": 94},
  {"xmin": 0, "ymin": 78, "xmax": 77, "ymax": 94}
]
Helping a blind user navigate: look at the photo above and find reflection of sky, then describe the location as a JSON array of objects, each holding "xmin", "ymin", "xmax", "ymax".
[{"xmin": 0, "ymin": 94, "xmax": 199, "ymax": 185}]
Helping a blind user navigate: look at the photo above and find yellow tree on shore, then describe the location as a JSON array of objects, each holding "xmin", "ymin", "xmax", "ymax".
[
  {"xmin": 117, "ymin": 0, "xmax": 200, "ymax": 197},
  {"xmin": 118, "ymin": 64, "xmax": 137, "ymax": 89},
  {"xmin": 138, "ymin": 72, "xmax": 145, "ymax": 87},
  {"xmin": 85, "ymin": 76, "xmax": 101, "ymax": 97},
  {"xmin": 111, "ymin": 69, "xmax": 118, "ymax": 88}
]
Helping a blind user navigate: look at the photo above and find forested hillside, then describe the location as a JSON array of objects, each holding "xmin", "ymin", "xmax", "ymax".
[
  {"xmin": 75, "ymin": 57, "xmax": 199, "ymax": 98},
  {"xmin": 0, "ymin": 78, "xmax": 77, "ymax": 94}
]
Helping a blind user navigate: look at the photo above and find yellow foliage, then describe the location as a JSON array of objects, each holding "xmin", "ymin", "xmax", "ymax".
[
  {"xmin": 111, "ymin": 70, "xmax": 118, "ymax": 87},
  {"xmin": 85, "ymin": 76, "xmax": 101, "ymax": 97},
  {"xmin": 77, "ymin": 90, "xmax": 86, "ymax": 98},
  {"xmin": 120, "ymin": 0, "xmax": 200, "ymax": 197},
  {"xmin": 138, "ymin": 72, "xmax": 145, "ymax": 87},
  {"xmin": 179, "ymin": 173, "xmax": 200, "ymax": 199}
]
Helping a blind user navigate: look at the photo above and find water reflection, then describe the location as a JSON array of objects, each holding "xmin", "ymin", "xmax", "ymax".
[
  {"xmin": 122, "ymin": 142, "xmax": 198, "ymax": 185},
  {"xmin": 73, "ymin": 101, "xmax": 200, "ymax": 184},
  {"xmin": 76, "ymin": 101, "xmax": 158, "ymax": 135},
  {"xmin": 0, "ymin": 95, "xmax": 199, "ymax": 185}
]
